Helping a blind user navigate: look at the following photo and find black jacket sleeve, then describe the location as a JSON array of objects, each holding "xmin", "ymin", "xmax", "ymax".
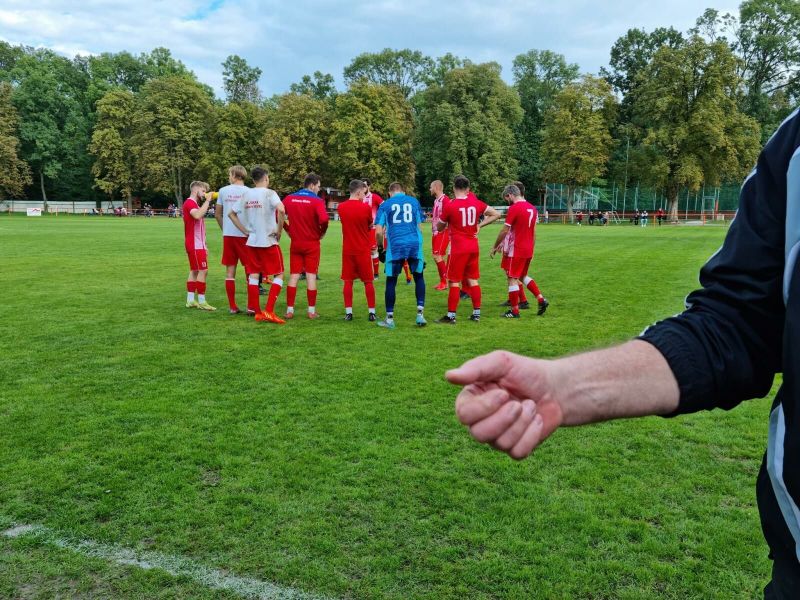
[{"xmin": 639, "ymin": 114, "xmax": 799, "ymax": 414}]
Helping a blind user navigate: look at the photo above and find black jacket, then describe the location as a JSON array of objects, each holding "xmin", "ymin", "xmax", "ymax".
[{"xmin": 640, "ymin": 108, "xmax": 800, "ymax": 565}]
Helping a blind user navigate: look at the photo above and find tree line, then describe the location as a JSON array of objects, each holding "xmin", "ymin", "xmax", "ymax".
[{"xmin": 0, "ymin": 0, "xmax": 797, "ymax": 221}]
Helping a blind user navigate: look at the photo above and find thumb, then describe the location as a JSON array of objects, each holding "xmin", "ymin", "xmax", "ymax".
[{"xmin": 446, "ymin": 350, "xmax": 514, "ymax": 386}]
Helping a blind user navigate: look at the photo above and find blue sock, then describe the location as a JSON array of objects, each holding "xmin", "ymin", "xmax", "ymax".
[
  {"xmin": 413, "ymin": 271, "xmax": 425, "ymax": 308},
  {"xmin": 385, "ymin": 275, "xmax": 398, "ymax": 315}
]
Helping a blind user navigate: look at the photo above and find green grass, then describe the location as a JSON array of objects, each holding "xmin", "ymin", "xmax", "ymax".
[{"xmin": 0, "ymin": 215, "xmax": 773, "ymax": 599}]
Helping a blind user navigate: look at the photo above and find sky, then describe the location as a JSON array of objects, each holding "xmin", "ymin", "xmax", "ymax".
[{"xmin": 0, "ymin": 0, "xmax": 739, "ymax": 97}]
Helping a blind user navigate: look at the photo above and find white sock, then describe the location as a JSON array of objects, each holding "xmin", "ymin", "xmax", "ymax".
[
  {"xmin": 369, "ymin": 308, "xmax": 376, "ymax": 314},
  {"xmin": 187, "ymin": 292, "xmax": 195, "ymax": 303},
  {"xmin": 387, "ymin": 312, "xmax": 394, "ymax": 321},
  {"xmin": 198, "ymin": 294, "xmax": 206, "ymax": 303},
  {"xmin": 345, "ymin": 307, "xmax": 353, "ymax": 314},
  {"xmin": 447, "ymin": 311, "xmax": 455, "ymax": 318},
  {"xmin": 473, "ymin": 309, "xmax": 481, "ymax": 315},
  {"xmin": 287, "ymin": 307, "xmax": 295, "ymax": 314},
  {"xmin": 307, "ymin": 306, "xmax": 315, "ymax": 313},
  {"xmin": 417, "ymin": 306, "xmax": 424, "ymax": 314}
]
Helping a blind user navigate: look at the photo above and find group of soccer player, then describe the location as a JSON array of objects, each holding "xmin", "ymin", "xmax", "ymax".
[{"xmin": 181, "ymin": 165, "xmax": 548, "ymax": 327}]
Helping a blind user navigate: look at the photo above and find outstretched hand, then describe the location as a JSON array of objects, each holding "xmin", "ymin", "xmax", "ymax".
[{"xmin": 446, "ymin": 350, "xmax": 564, "ymax": 459}]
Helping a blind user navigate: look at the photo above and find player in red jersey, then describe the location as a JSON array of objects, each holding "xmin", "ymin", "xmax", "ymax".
[
  {"xmin": 283, "ymin": 173, "xmax": 329, "ymax": 320},
  {"xmin": 182, "ymin": 181, "xmax": 216, "ymax": 311},
  {"xmin": 338, "ymin": 179, "xmax": 378, "ymax": 321},
  {"xmin": 491, "ymin": 184, "xmax": 549, "ymax": 317},
  {"xmin": 228, "ymin": 166, "xmax": 286, "ymax": 324},
  {"xmin": 498, "ymin": 181, "xmax": 533, "ymax": 310},
  {"xmin": 214, "ymin": 165, "xmax": 249, "ymax": 314},
  {"xmin": 430, "ymin": 179, "xmax": 451, "ymax": 290},
  {"xmin": 435, "ymin": 175, "xmax": 500, "ymax": 324},
  {"xmin": 362, "ymin": 178, "xmax": 384, "ymax": 279}
]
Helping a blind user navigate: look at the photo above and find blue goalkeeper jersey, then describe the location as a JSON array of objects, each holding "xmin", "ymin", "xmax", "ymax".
[{"xmin": 375, "ymin": 193, "xmax": 425, "ymax": 262}]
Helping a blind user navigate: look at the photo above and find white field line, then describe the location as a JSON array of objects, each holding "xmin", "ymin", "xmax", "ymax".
[{"xmin": 2, "ymin": 520, "xmax": 334, "ymax": 600}]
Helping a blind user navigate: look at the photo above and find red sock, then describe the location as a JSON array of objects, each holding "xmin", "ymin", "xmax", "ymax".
[
  {"xmin": 266, "ymin": 281, "xmax": 282, "ymax": 313},
  {"xmin": 519, "ymin": 287, "xmax": 528, "ymax": 303},
  {"xmin": 286, "ymin": 285, "xmax": 297, "ymax": 309},
  {"xmin": 343, "ymin": 280, "xmax": 354, "ymax": 308},
  {"xmin": 372, "ymin": 257, "xmax": 379, "ymax": 277},
  {"xmin": 469, "ymin": 284, "xmax": 481, "ymax": 310},
  {"xmin": 526, "ymin": 278, "xmax": 542, "ymax": 298},
  {"xmin": 509, "ymin": 289, "xmax": 520, "ymax": 313},
  {"xmin": 196, "ymin": 281, "xmax": 206, "ymax": 295},
  {"xmin": 436, "ymin": 260, "xmax": 446, "ymax": 281},
  {"xmin": 403, "ymin": 261, "xmax": 411, "ymax": 280},
  {"xmin": 448, "ymin": 286, "xmax": 460, "ymax": 313},
  {"xmin": 365, "ymin": 281, "xmax": 376, "ymax": 309},
  {"xmin": 225, "ymin": 279, "xmax": 236, "ymax": 309},
  {"xmin": 187, "ymin": 281, "xmax": 196, "ymax": 293},
  {"xmin": 247, "ymin": 284, "xmax": 261, "ymax": 312},
  {"xmin": 307, "ymin": 289, "xmax": 317, "ymax": 309}
]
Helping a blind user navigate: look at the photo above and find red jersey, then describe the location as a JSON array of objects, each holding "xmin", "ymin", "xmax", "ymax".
[
  {"xmin": 504, "ymin": 200, "xmax": 537, "ymax": 258},
  {"xmin": 432, "ymin": 194, "xmax": 451, "ymax": 234},
  {"xmin": 182, "ymin": 198, "xmax": 206, "ymax": 251},
  {"xmin": 363, "ymin": 192, "xmax": 383, "ymax": 221},
  {"xmin": 283, "ymin": 190, "xmax": 329, "ymax": 243},
  {"xmin": 441, "ymin": 195, "xmax": 488, "ymax": 254},
  {"xmin": 338, "ymin": 199, "xmax": 373, "ymax": 255}
]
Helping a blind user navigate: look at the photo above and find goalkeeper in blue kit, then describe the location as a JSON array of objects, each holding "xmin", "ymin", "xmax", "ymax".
[{"xmin": 374, "ymin": 182, "xmax": 427, "ymax": 329}]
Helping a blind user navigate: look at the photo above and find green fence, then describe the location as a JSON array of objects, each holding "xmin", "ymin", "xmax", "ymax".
[{"xmin": 542, "ymin": 183, "xmax": 741, "ymax": 215}]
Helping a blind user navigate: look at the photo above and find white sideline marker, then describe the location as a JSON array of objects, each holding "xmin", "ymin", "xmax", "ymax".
[{"xmin": 2, "ymin": 521, "xmax": 333, "ymax": 600}]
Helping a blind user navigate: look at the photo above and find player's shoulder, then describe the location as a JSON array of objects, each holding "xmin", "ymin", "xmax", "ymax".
[{"xmin": 183, "ymin": 197, "xmax": 197, "ymax": 208}]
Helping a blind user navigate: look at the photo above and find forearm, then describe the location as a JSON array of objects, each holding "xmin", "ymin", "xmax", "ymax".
[
  {"xmin": 215, "ymin": 207, "xmax": 223, "ymax": 230},
  {"xmin": 549, "ymin": 340, "xmax": 679, "ymax": 425},
  {"xmin": 375, "ymin": 226, "xmax": 385, "ymax": 248},
  {"xmin": 229, "ymin": 212, "xmax": 249, "ymax": 235}
]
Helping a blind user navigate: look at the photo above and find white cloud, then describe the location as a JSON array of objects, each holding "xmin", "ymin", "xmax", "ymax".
[{"xmin": 0, "ymin": 0, "xmax": 743, "ymax": 96}]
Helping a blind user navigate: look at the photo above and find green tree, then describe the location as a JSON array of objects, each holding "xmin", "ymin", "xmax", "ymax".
[
  {"xmin": 414, "ymin": 62, "xmax": 523, "ymax": 201},
  {"xmin": 131, "ymin": 76, "xmax": 213, "ymax": 202},
  {"xmin": 329, "ymin": 82, "xmax": 415, "ymax": 192},
  {"xmin": 10, "ymin": 49, "xmax": 90, "ymax": 205},
  {"xmin": 540, "ymin": 76, "xmax": 616, "ymax": 222},
  {"xmin": 262, "ymin": 93, "xmax": 333, "ymax": 193},
  {"xmin": 631, "ymin": 36, "xmax": 761, "ymax": 220},
  {"xmin": 89, "ymin": 89, "xmax": 137, "ymax": 208},
  {"xmin": 344, "ymin": 49, "xmax": 434, "ymax": 99},
  {"xmin": 222, "ymin": 55, "xmax": 262, "ymax": 104},
  {"xmin": 512, "ymin": 50, "xmax": 579, "ymax": 190},
  {"xmin": 197, "ymin": 101, "xmax": 268, "ymax": 189},
  {"xmin": 0, "ymin": 82, "xmax": 31, "ymax": 199},
  {"xmin": 289, "ymin": 71, "xmax": 337, "ymax": 100}
]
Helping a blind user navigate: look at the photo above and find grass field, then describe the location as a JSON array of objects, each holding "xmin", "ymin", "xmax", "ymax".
[{"xmin": 0, "ymin": 215, "xmax": 773, "ymax": 599}]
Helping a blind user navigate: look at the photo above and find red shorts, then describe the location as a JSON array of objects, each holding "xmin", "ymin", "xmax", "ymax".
[
  {"xmin": 221, "ymin": 236, "xmax": 249, "ymax": 267},
  {"xmin": 506, "ymin": 256, "xmax": 532, "ymax": 280},
  {"xmin": 290, "ymin": 241, "xmax": 321, "ymax": 274},
  {"xmin": 187, "ymin": 248, "xmax": 208, "ymax": 271},
  {"xmin": 432, "ymin": 230, "xmax": 450, "ymax": 255},
  {"xmin": 247, "ymin": 245, "xmax": 284, "ymax": 276},
  {"xmin": 447, "ymin": 252, "xmax": 480, "ymax": 282},
  {"xmin": 500, "ymin": 253, "xmax": 511, "ymax": 271},
  {"xmin": 341, "ymin": 252, "xmax": 373, "ymax": 282}
]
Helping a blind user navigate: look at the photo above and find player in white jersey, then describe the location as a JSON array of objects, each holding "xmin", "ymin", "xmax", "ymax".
[
  {"xmin": 214, "ymin": 165, "xmax": 250, "ymax": 314},
  {"xmin": 228, "ymin": 166, "xmax": 287, "ymax": 324}
]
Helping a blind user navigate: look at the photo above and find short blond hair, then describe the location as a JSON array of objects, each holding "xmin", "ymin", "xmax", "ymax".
[
  {"xmin": 190, "ymin": 181, "xmax": 210, "ymax": 192},
  {"xmin": 229, "ymin": 165, "xmax": 247, "ymax": 180}
]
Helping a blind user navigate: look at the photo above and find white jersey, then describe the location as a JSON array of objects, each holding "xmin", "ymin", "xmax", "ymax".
[
  {"xmin": 233, "ymin": 187, "xmax": 282, "ymax": 248},
  {"xmin": 219, "ymin": 184, "xmax": 249, "ymax": 237}
]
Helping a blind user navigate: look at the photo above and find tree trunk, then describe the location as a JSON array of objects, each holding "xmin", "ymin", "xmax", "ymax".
[
  {"xmin": 667, "ymin": 185, "xmax": 679, "ymax": 222},
  {"xmin": 125, "ymin": 191, "xmax": 132, "ymax": 212},
  {"xmin": 566, "ymin": 185, "xmax": 574, "ymax": 223},
  {"xmin": 39, "ymin": 169, "xmax": 48, "ymax": 210}
]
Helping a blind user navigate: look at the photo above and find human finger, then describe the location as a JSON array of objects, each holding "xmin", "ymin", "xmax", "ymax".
[
  {"xmin": 492, "ymin": 400, "xmax": 536, "ymax": 452},
  {"xmin": 508, "ymin": 414, "xmax": 545, "ymax": 460},
  {"xmin": 446, "ymin": 351, "xmax": 515, "ymax": 386},
  {"xmin": 455, "ymin": 385, "xmax": 510, "ymax": 426},
  {"xmin": 469, "ymin": 400, "xmax": 523, "ymax": 443}
]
